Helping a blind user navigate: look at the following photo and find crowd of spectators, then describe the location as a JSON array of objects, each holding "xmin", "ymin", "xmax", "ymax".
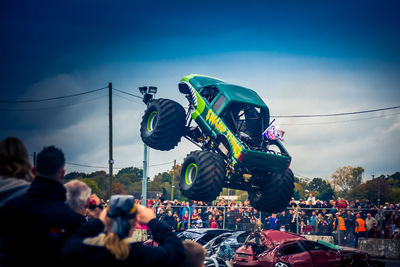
[
  {"xmin": 1, "ymin": 136, "xmax": 400, "ymax": 265},
  {"xmin": 0, "ymin": 137, "xmax": 185, "ymax": 266},
  {"xmin": 147, "ymin": 193, "xmax": 400, "ymax": 242}
]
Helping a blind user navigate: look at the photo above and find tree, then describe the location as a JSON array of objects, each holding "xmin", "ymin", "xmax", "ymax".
[
  {"xmin": 307, "ymin": 177, "xmax": 335, "ymax": 201},
  {"xmin": 112, "ymin": 182, "xmax": 127, "ymax": 195},
  {"xmin": 294, "ymin": 182, "xmax": 306, "ymax": 199},
  {"xmin": 82, "ymin": 178, "xmax": 102, "ymax": 197},
  {"xmin": 364, "ymin": 177, "xmax": 390, "ymax": 205},
  {"xmin": 116, "ymin": 167, "xmax": 142, "ymax": 181},
  {"xmin": 331, "ymin": 166, "xmax": 364, "ymax": 193},
  {"xmin": 307, "ymin": 177, "xmax": 329, "ymax": 192},
  {"xmin": 319, "ymin": 187, "xmax": 335, "ymax": 202}
]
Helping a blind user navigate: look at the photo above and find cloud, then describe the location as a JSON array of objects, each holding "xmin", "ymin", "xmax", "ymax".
[{"xmin": 2, "ymin": 52, "xmax": 399, "ymax": 183}]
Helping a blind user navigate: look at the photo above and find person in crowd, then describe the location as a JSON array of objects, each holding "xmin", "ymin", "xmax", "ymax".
[
  {"xmin": 210, "ymin": 216, "xmax": 218, "ymax": 229},
  {"xmin": 62, "ymin": 195, "xmax": 184, "ymax": 266},
  {"xmin": 202, "ymin": 206, "xmax": 212, "ymax": 227},
  {"xmin": 278, "ymin": 210, "xmax": 289, "ymax": 232},
  {"xmin": 298, "ymin": 221, "xmax": 306, "ymax": 234},
  {"xmin": 327, "ymin": 214, "xmax": 335, "ymax": 231},
  {"xmin": 321, "ymin": 219, "xmax": 331, "ymax": 235},
  {"xmin": 309, "ymin": 211, "xmax": 317, "ymax": 233},
  {"xmin": 0, "ymin": 137, "xmax": 34, "ymax": 264},
  {"xmin": 335, "ymin": 197, "xmax": 349, "ymax": 209},
  {"xmin": 365, "ymin": 213, "xmax": 378, "ymax": 237},
  {"xmin": 334, "ymin": 212, "xmax": 347, "ymax": 245},
  {"xmin": 315, "ymin": 213, "xmax": 324, "ymax": 234},
  {"xmin": 355, "ymin": 214, "xmax": 366, "ymax": 246},
  {"xmin": 288, "ymin": 209, "xmax": 298, "ymax": 233},
  {"xmin": 178, "ymin": 240, "xmax": 206, "ymax": 267},
  {"xmin": 289, "ymin": 197, "xmax": 296, "ymax": 207},
  {"xmin": 64, "ymin": 179, "xmax": 92, "ymax": 216},
  {"xmin": 345, "ymin": 210, "xmax": 356, "ymax": 246},
  {"xmin": 306, "ymin": 193, "xmax": 316, "ymax": 206},
  {"xmin": 182, "ymin": 201, "xmax": 192, "ymax": 219},
  {"xmin": 267, "ymin": 213, "xmax": 279, "ymax": 230},
  {"xmin": 0, "ymin": 137, "xmax": 34, "ymax": 210},
  {"xmin": 299, "ymin": 210, "xmax": 308, "ymax": 224},
  {"xmin": 241, "ymin": 207, "xmax": 252, "ymax": 231},
  {"xmin": 2, "ymin": 146, "xmax": 85, "ymax": 267},
  {"xmin": 182, "ymin": 209, "xmax": 190, "ymax": 229},
  {"xmin": 236, "ymin": 208, "xmax": 244, "ymax": 230},
  {"xmin": 191, "ymin": 209, "xmax": 203, "ymax": 228},
  {"xmin": 315, "ymin": 199, "xmax": 323, "ymax": 208},
  {"xmin": 226, "ymin": 207, "xmax": 236, "ymax": 230}
]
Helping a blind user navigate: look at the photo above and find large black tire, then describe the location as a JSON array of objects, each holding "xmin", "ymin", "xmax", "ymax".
[
  {"xmin": 248, "ymin": 169, "xmax": 294, "ymax": 213},
  {"xmin": 179, "ymin": 150, "xmax": 225, "ymax": 202},
  {"xmin": 140, "ymin": 98, "xmax": 186, "ymax": 151}
]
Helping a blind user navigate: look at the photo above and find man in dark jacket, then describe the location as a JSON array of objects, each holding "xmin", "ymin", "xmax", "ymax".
[
  {"xmin": 278, "ymin": 210, "xmax": 290, "ymax": 231},
  {"xmin": 1, "ymin": 146, "xmax": 85, "ymax": 267}
]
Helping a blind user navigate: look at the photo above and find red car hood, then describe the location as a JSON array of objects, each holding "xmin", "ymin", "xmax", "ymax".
[{"xmin": 262, "ymin": 230, "xmax": 305, "ymax": 245}]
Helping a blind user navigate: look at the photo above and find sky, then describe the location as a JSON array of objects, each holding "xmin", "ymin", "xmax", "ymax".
[{"xmin": 1, "ymin": 0, "xmax": 399, "ymax": 182}]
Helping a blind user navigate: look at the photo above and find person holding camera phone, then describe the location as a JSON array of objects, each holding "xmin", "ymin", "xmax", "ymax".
[{"xmin": 62, "ymin": 195, "xmax": 184, "ymax": 266}]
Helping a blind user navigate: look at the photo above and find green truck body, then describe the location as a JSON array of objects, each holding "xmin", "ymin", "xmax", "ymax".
[{"xmin": 181, "ymin": 74, "xmax": 291, "ymax": 174}]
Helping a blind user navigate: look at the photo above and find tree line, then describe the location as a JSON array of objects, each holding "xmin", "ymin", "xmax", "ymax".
[{"xmin": 64, "ymin": 165, "xmax": 400, "ymax": 203}]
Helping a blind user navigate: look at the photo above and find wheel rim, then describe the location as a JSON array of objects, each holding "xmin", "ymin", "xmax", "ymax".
[
  {"xmin": 275, "ymin": 262, "xmax": 289, "ymax": 267},
  {"xmin": 185, "ymin": 163, "xmax": 197, "ymax": 185},
  {"xmin": 147, "ymin": 111, "xmax": 157, "ymax": 132}
]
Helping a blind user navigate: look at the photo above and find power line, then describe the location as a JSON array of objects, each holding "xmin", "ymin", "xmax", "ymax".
[
  {"xmin": 0, "ymin": 93, "xmax": 108, "ymax": 111},
  {"xmin": 149, "ymin": 161, "xmax": 174, "ymax": 167},
  {"xmin": 272, "ymin": 105, "xmax": 400, "ymax": 118},
  {"xmin": 0, "ymin": 87, "xmax": 107, "ymax": 103},
  {"xmin": 112, "ymin": 92, "xmax": 143, "ymax": 105},
  {"xmin": 66, "ymin": 162, "xmax": 116, "ymax": 169},
  {"xmin": 65, "ymin": 161, "xmax": 174, "ymax": 170},
  {"xmin": 279, "ymin": 111, "xmax": 400, "ymax": 126},
  {"xmin": 112, "ymin": 88, "xmax": 143, "ymax": 100}
]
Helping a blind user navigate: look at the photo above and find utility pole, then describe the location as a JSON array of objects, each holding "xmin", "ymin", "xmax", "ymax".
[
  {"xmin": 142, "ymin": 144, "xmax": 148, "ymax": 206},
  {"xmin": 108, "ymin": 82, "xmax": 114, "ymax": 199},
  {"xmin": 171, "ymin": 160, "xmax": 176, "ymax": 200},
  {"xmin": 139, "ymin": 86, "xmax": 157, "ymax": 206}
]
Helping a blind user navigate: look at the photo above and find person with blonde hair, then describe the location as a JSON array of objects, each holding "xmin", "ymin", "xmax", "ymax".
[
  {"xmin": 62, "ymin": 195, "xmax": 184, "ymax": 266},
  {"xmin": 0, "ymin": 137, "xmax": 33, "ymax": 209}
]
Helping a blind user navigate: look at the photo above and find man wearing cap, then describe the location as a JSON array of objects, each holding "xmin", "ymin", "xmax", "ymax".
[
  {"xmin": 62, "ymin": 195, "xmax": 184, "ymax": 266},
  {"xmin": 354, "ymin": 214, "xmax": 366, "ymax": 247}
]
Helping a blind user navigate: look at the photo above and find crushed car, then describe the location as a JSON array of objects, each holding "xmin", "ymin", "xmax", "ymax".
[{"xmin": 232, "ymin": 230, "xmax": 371, "ymax": 267}]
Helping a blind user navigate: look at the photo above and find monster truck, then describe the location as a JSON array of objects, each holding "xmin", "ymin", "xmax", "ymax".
[{"xmin": 140, "ymin": 74, "xmax": 294, "ymax": 212}]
